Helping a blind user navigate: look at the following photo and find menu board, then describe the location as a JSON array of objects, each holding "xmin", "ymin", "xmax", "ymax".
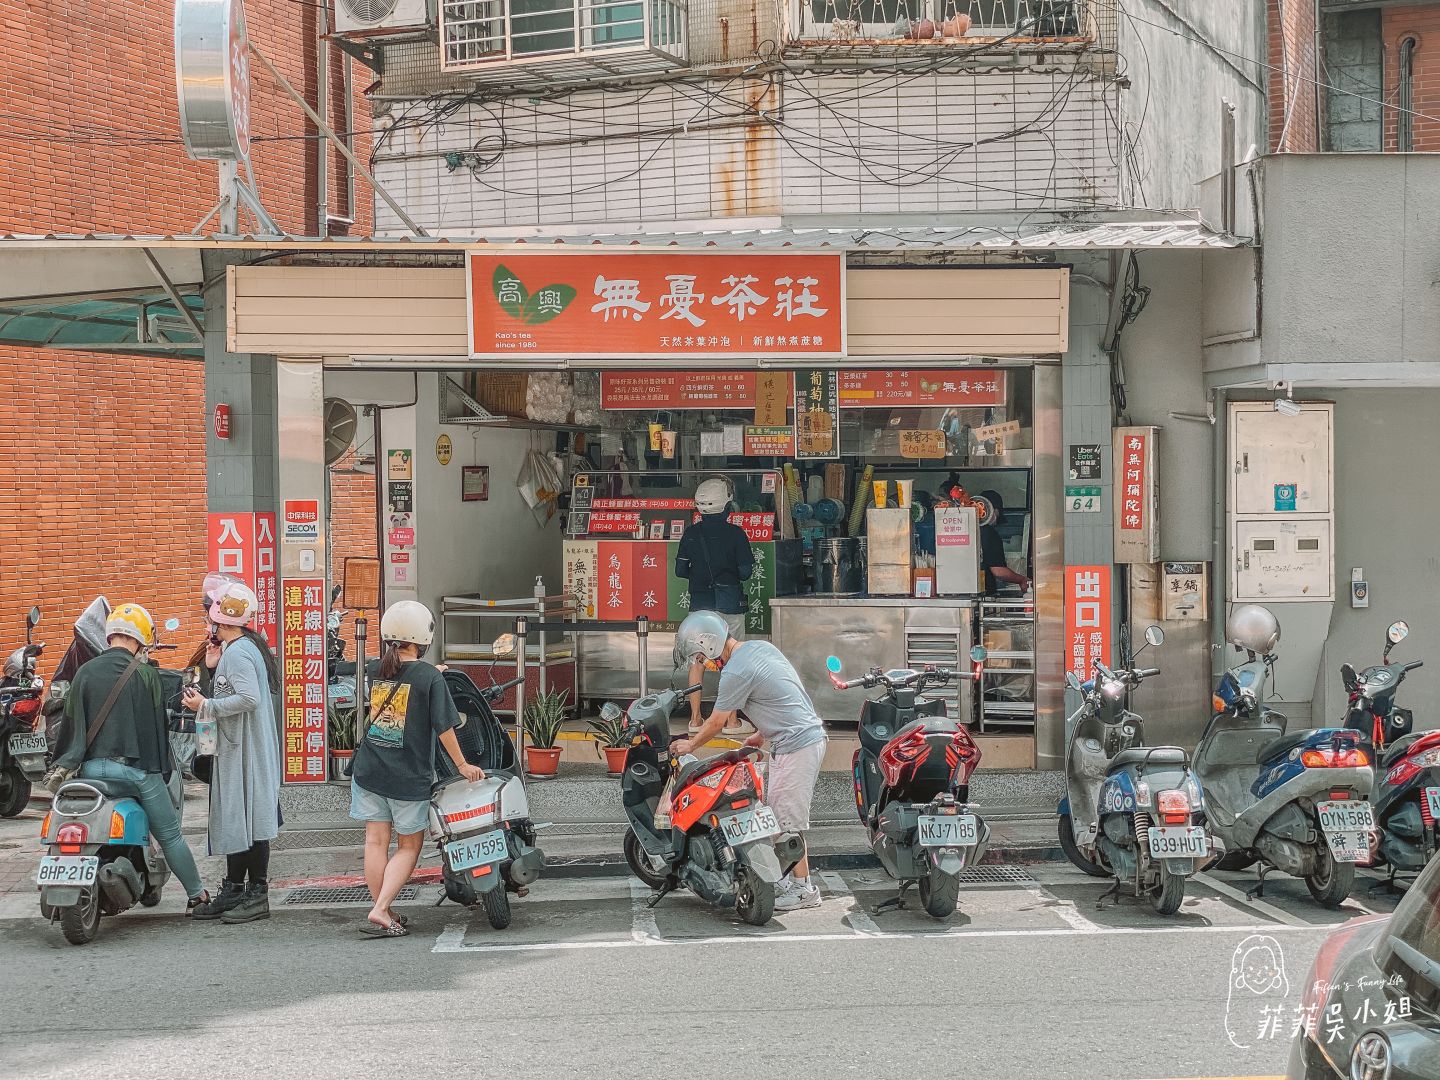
[
  {"xmin": 600, "ymin": 372, "xmax": 768, "ymax": 410},
  {"xmin": 838, "ymin": 370, "xmax": 1006, "ymax": 407}
]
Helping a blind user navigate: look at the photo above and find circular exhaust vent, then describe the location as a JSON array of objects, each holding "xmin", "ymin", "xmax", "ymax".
[{"xmin": 339, "ymin": 0, "xmax": 400, "ymax": 23}]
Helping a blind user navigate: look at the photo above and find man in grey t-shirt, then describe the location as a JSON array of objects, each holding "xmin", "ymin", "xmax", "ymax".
[{"xmin": 672, "ymin": 611, "xmax": 827, "ymax": 911}]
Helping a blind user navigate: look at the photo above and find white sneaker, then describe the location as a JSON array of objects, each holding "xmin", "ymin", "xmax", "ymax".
[{"xmin": 774, "ymin": 879, "xmax": 821, "ymax": 911}]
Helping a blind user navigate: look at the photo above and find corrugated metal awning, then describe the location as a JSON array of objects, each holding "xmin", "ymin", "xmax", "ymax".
[{"xmin": 0, "ymin": 215, "xmax": 1244, "ymax": 355}]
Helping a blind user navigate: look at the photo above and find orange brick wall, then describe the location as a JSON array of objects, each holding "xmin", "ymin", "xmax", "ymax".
[
  {"xmin": 1382, "ymin": 7, "xmax": 1440, "ymax": 151},
  {"xmin": 1267, "ymin": 0, "xmax": 1320, "ymax": 152},
  {"xmin": 0, "ymin": 0, "xmax": 373, "ymax": 660}
]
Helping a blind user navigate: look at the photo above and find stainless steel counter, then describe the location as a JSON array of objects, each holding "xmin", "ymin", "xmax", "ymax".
[{"xmin": 771, "ymin": 597, "xmax": 976, "ymax": 724}]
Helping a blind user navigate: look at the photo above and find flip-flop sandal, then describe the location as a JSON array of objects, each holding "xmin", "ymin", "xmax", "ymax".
[
  {"xmin": 392, "ymin": 914, "xmax": 410, "ymax": 928},
  {"xmin": 359, "ymin": 921, "xmax": 409, "ymax": 938}
]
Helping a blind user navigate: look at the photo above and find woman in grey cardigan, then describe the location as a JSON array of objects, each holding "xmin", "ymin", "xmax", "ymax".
[{"xmin": 182, "ymin": 580, "xmax": 282, "ymax": 924}]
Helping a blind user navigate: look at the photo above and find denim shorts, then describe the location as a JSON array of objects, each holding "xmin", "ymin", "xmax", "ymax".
[{"xmin": 350, "ymin": 781, "xmax": 429, "ymax": 836}]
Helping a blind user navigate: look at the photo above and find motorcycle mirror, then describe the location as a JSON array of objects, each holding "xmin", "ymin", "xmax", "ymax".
[
  {"xmin": 1144, "ymin": 625, "xmax": 1165, "ymax": 647},
  {"xmin": 970, "ymin": 645, "xmax": 988, "ymax": 663},
  {"xmin": 1387, "ymin": 620, "xmax": 1410, "ymax": 646},
  {"xmin": 491, "ymin": 633, "xmax": 518, "ymax": 658},
  {"xmin": 825, "ymin": 655, "xmax": 842, "ymax": 674},
  {"xmin": 1065, "ymin": 671, "xmax": 1081, "ymax": 691},
  {"xmin": 164, "ymin": 618, "xmax": 181, "ymax": 633},
  {"xmin": 600, "ymin": 702, "xmax": 624, "ymax": 723},
  {"xmin": 26, "ymin": 606, "xmax": 40, "ymax": 628}
]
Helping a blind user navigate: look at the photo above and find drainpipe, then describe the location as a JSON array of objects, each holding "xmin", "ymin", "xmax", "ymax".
[
  {"xmin": 1211, "ymin": 388, "xmax": 1228, "ymax": 676},
  {"xmin": 316, "ymin": 0, "xmax": 329, "ymax": 237}
]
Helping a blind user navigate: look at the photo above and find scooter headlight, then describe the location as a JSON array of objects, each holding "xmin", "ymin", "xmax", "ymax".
[{"xmin": 1101, "ymin": 680, "xmax": 1125, "ymax": 699}]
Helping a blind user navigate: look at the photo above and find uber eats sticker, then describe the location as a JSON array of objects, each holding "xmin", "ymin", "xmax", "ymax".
[{"xmin": 366, "ymin": 681, "xmax": 412, "ymax": 747}]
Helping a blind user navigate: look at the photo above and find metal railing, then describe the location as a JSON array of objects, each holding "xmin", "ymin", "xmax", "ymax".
[
  {"xmin": 792, "ymin": 0, "xmax": 1108, "ymax": 44},
  {"xmin": 441, "ymin": 0, "xmax": 687, "ymax": 71}
]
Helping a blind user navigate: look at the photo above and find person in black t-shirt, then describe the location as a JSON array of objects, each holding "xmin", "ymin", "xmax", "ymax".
[
  {"xmin": 349, "ymin": 601, "xmax": 482, "ymax": 938},
  {"xmin": 977, "ymin": 489, "xmax": 1030, "ymax": 595}
]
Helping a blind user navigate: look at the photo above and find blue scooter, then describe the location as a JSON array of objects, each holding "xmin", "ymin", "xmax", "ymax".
[
  {"xmin": 1059, "ymin": 626, "xmax": 1214, "ymax": 915},
  {"xmin": 1195, "ymin": 643, "xmax": 1374, "ymax": 909}
]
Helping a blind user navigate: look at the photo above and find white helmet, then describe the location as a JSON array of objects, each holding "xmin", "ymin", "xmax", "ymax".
[
  {"xmin": 694, "ymin": 478, "xmax": 731, "ymax": 516},
  {"xmin": 1226, "ymin": 604, "xmax": 1281, "ymax": 656},
  {"xmin": 675, "ymin": 610, "xmax": 730, "ymax": 663},
  {"xmin": 380, "ymin": 600, "xmax": 435, "ymax": 647}
]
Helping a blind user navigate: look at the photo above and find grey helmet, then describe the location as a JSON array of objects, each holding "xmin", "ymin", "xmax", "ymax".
[
  {"xmin": 3, "ymin": 647, "xmax": 25, "ymax": 680},
  {"xmin": 1226, "ymin": 604, "xmax": 1281, "ymax": 656},
  {"xmin": 675, "ymin": 610, "xmax": 730, "ymax": 663}
]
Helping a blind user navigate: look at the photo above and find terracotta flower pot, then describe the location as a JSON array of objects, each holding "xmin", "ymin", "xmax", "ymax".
[
  {"xmin": 525, "ymin": 746, "xmax": 563, "ymax": 778},
  {"xmin": 603, "ymin": 745, "xmax": 629, "ymax": 776},
  {"xmin": 910, "ymin": 18, "xmax": 936, "ymax": 40},
  {"xmin": 329, "ymin": 751, "xmax": 354, "ymax": 781},
  {"xmin": 941, "ymin": 13, "xmax": 971, "ymax": 38}
]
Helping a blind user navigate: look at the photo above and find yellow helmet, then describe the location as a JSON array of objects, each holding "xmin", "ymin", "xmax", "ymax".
[{"xmin": 105, "ymin": 603, "xmax": 156, "ymax": 648}]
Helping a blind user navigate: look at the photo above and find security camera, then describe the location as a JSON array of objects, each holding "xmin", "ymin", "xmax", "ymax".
[{"xmin": 1274, "ymin": 397, "xmax": 1302, "ymax": 417}]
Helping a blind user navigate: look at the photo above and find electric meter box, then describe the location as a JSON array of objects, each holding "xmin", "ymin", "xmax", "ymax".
[{"xmin": 1227, "ymin": 402, "xmax": 1335, "ymax": 604}]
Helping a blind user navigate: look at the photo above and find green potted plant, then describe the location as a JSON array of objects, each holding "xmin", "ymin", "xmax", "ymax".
[
  {"xmin": 587, "ymin": 707, "xmax": 630, "ymax": 777},
  {"xmin": 328, "ymin": 704, "xmax": 358, "ymax": 781},
  {"xmin": 523, "ymin": 689, "xmax": 569, "ymax": 778}
]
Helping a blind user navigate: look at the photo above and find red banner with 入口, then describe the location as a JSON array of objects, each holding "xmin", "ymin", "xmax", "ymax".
[
  {"xmin": 470, "ymin": 253, "xmax": 845, "ymax": 360},
  {"xmin": 1064, "ymin": 565, "xmax": 1112, "ymax": 681},
  {"xmin": 206, "ymin": 511, "xmax": 278, "ymax": 647},
  {"xmin": 280, "ymin": 578, "xmax": 328, "ymax": 784}
]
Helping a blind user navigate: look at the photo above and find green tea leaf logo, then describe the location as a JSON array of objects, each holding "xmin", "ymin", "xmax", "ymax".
[{"xmin": 492, "ymin": 265, "xmax": 576, "ymax": 324}]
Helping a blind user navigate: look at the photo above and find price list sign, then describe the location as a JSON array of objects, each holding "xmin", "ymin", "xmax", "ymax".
[{"xmin": 280, "ymin": 578, "xmax": 327, "ymax": 784}]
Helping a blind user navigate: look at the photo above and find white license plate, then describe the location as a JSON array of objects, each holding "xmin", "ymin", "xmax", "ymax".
[
  {"xmin": 1148, "ymin": 825, "xmax": 1209, "ymax": 859},
  {"xmin": 917, "ymin": 814, "xmax": 980, "ymax": 848},
  {"xmin": 444, "ymin": 829, "xmax": 508, "ymax": 872},
  {"xmin": 7, "ymin": 732, "xmax": 45, "ymax": 756},
  {"xmin": 1317, "ymin": 800, "xmax": 1376, "ymax": 835},
  {"xmin": 36, "ymin": 855, "xmax": 98, "ymax": 887},
  {"xmin": 1425, "ymin": 788, "xmax": 1440, "ymax": 822},
  {"xmin": 1326, "ymin": 833, "xmax": 1370, "ymax": 863},
  {"xmin": 719, "ymin": 805, "xmax": 780, "ymax": 846}
]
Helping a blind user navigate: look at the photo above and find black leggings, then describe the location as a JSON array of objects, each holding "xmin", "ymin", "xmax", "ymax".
[{"xmin": 226, "ymin": 839, "xmax": 270, "ymax": 885}]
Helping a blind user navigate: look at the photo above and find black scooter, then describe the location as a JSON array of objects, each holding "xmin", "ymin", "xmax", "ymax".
[{"xmin": 1, "ymin": 606, "xmax": 46, "ymax": 813}]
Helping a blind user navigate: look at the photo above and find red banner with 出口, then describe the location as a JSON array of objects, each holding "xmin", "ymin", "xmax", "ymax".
[{"xmin": 1064, "ymin": 565, "xmax": 1112, "ymax": 681}]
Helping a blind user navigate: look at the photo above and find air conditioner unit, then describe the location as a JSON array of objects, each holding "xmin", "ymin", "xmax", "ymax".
[{"xmin": 334, "ymin": 0, "xmax": 429, "ymax": 35}]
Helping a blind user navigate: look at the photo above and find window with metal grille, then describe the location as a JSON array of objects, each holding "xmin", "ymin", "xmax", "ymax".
[{"xmin": 1398, "ymin": 36, "xmax": 1417, "ymax": 152}]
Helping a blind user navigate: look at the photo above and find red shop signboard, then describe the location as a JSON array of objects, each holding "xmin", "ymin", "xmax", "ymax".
[{"xmin": 469, "ymin": 253, "xmax": 846, "ymax": 360}]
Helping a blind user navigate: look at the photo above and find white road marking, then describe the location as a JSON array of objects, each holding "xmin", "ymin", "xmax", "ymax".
[
  {"xmin": 1028, "ymin": 882, "xmax": 1102, "ymax": 933},
  {"xmin": 818, "ymin": 871, "xmax": 883, "ymax": 936},
  {"xmin": 1192, "ymin": 872, "xmax": 1310, "ymax": 928},
  {"xmin": 628, "ymin": 878, "xmax": 663, "ymax": 944},
  {"xmin": 430, "ymin": 919, "xmax": 1331, "ymax": 954}
]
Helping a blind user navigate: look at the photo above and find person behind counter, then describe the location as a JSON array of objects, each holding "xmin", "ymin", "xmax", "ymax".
[
  {"xmin": 675, "ymin": 478, "xmax": 754, "ymax": 734},
  {"xmin": 977, "ymin": 489, "xmax": 1030, "ymax": 595}
]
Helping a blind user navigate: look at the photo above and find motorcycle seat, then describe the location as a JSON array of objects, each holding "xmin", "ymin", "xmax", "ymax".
[
  {"xmin": 1257, "ymin": 732, "xmax": 1314, "ymax": 764},
  {"xmin": 1108, "ymin": 746, "xmax": 1188, "ymax": 771},
  {"xmin": 1380, "ymin": 733, "xmax": 1423, "ymax": 770},
  {"xmin": 61, "ymin": 777, "xmax": 142, "ymax": 800}
]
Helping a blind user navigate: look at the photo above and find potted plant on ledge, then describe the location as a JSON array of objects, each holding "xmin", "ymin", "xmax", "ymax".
[
  {"xmin": 328, "ymin": 704, "xmax": 357, "ymax": 780},
  {"xmin": 587, "ymin": 707, "xmax": 630, "ymax": 777},
  {"xmin": 523, "ymin": 689, "xmax": 568, "ymax": 778}
]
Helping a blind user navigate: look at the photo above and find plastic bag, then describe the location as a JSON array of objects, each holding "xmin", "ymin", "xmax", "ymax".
[{"xmin": 516, "ymin": 446, "xmax": 563, "ymax": 526}]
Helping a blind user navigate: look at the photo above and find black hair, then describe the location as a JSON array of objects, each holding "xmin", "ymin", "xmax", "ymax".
[
  {"xmin": 378, "ymin": 640, "xmax": 413, "ymax": 680},
  {"xmin": 979, "ymin": 489, "xmax": 1005, "ymax": 513},
  {"xmin": 241, "ymin": 627, "xmax": 281, "ymax": 693}
]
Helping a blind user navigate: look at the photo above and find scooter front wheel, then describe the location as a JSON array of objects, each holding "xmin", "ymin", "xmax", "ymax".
[
  {"xmin": 623, "ymin": 828, "xmax": 671, "ymax": 891},
  {"xmin": 59, "ymin": 887, "xmax": 100, "ymax": 945},
  {"xmin": 1058, "ymin": 814, "xmax": 1109, "ymax": 878},
  {"xmin": 1152, "ymin": 864, "xmax": 1186, "ymax": 916},
  {"xmin": 0, "ymin": 765, "xmax": 30, "ymax": 818}
]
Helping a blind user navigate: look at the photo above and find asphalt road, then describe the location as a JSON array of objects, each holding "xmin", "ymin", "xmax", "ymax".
[{"xmin": 0, "ymin": 861, "xmax": 1407, "ymax": 1080}]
